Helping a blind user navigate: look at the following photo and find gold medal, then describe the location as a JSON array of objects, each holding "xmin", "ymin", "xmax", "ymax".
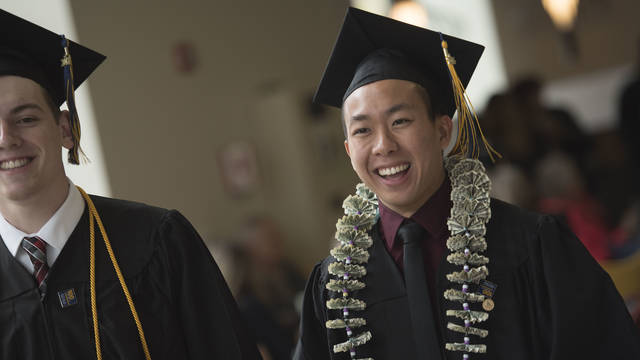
[{"xmin": 482, "ymin": 298, "xmax": 494, "ymax": 311}]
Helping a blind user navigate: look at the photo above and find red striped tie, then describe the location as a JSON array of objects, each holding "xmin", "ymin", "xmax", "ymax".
[{"xmin": 21, "ymin": 236, "xmax": 49, "ymax": 296}]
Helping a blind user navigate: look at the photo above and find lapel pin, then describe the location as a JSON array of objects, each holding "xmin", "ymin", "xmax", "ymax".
[
  {"xmin": 479, "ymin": 280, "xmax": 497, "ymax": 311},
  {"xmin": 58, "ymin": 288, "xmax": 78, "ymax": 309}
]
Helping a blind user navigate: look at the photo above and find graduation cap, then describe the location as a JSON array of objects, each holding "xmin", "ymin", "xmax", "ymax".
[
  {"xmin": 314, "ymin": 7, "xmax": 499, "ymax": 160},
  {"xmin": 0, "ymin": 8, "xmax": 105, "ymax": 164}
]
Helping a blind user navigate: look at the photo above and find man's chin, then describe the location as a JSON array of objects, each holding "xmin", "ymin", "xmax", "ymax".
[
  {"xmin": 377, "ymin": 195, "xmax": 414, "ymax": 212},
  {"xmin": 0, "ymin": 183, "xmax": 36, "ymax": 203}
]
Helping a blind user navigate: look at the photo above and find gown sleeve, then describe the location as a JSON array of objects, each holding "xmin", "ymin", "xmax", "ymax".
[
  {"xmin": 159, "ymin": 210, "xmax": 261, "ymax": 359},
  {"xmin": 294, "ymin": 263, "xmax": 332, "ymax": 360},
  {"xmin": 536, "ymin": 215, "xmax": 640, "ymax": 358}
]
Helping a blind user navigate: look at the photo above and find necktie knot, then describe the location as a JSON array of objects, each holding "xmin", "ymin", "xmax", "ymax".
[
  {"xmin": 397, "ymin": 221, "xmax": 427, "ymax": 246},
  {"xmin": 21, "ymin": 236, "xmax": 49, "ymax": 296}
]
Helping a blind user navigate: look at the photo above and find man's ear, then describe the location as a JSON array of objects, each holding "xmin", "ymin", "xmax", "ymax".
[
  {"xmin": 58, "ymin": 110, "xmax": 74, "ymax": 150},
  {"xmin": 344, "ymin": 139, "xmax": 352, "ymax": 158},
  {"xmin": 436, "ymin": 114, "xmax": 453, "ymax": 150}
]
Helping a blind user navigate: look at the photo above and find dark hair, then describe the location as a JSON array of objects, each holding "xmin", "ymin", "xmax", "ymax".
[
  {"xmin": 40, "ymin": 86, "xmax": 62, "ymax": 123},
  {"xmin": 341, "ymin": 82, "xmax": 440, "ymax": 138}
]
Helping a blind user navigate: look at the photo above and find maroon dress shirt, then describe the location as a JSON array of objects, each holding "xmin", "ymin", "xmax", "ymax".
[{"xmin": 378, "ymin": 177, "xmax": 452, "ymax": 302}]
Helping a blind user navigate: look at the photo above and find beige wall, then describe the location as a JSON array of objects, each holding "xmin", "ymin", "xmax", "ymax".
[
  {"xmin": 68, "ymin": 0, "xmax": 354, "ymax": 273},
  {"xmin": 491, "ymin": 0, "xmax": 639, "ymax": 81}
]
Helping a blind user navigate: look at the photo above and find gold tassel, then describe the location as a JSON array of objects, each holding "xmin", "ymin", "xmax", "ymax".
[
  {"xmin": 61, "ymin": 37, "xmax": 89, "ymax": 164},
  {"xmin": 441, "ymin": 39, "xmax": 501, "ymax": 162}
]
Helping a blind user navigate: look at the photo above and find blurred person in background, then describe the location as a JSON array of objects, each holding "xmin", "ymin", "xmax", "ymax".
[
  {"xmin": 539, "ymin": 107, "xmax": 590, "ymax": 164},
  {"xmin": 534, "ymin": 151, "xmax": 618, "ymax": 261},
  {"xmin": 615, "ymin": 37, "xmax": 640, "ymax": 258},
  {"xmin": 481, "ymin": 93, "xmax": 536, "ymax": 209},
  {"xmin": 481, "ymin": 82, "xmax": 640, "ymax": 263},
  {"xmin": 481, "ymin": 90, "xmax": 541, "ymax": 171},
  {"xmin": 584, "ymin": 130, "xmax": 640, "ymax": 259},
  {"xmin": 233, "ymin": 216, "xmax": 305, "ymax": 360},
  {"xmin": 619, "ymin": 37, "xmax": 640, "ymax": 172}
]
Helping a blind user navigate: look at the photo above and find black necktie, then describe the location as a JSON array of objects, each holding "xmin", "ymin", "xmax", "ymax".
[{"xmin": 399, "ymin": 221, "xmax": 442, "ymax": 359}]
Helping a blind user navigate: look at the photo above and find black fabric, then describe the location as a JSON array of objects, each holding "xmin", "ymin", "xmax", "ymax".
[
  {"xmin": 294, "ymin": 199, "xmax": 640, "ymax": 360},
  {"xmin": 0, "ymin": 47, "xmax": 53, "ymax": 96},
  {"xmin": 313, "ymin": 6, "xmax": 483, "ymax": 115},
  {"xmin": 619, "ymin": 76, "xmax": 640, "ymax": 171},
  {"xmin": 0, "ymin": 195, "xmax": 261, "ymax": 360},
  {"xmin": 0, "ymin": 9, "xmax": 105, "ymax": 106},
  {"xmin": 399, "ymin": 221, "xmax": 442, "ymax": 359},
  {"xmin": 342, "ymin": 49, "xmax": 442, "ymax": 113}
]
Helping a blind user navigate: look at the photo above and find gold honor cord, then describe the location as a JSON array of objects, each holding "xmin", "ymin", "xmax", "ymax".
[
  {"xmin": 77, "ymin": 187, "xmax": 152, "ymax": 360},
  {"xmin": 440, "ymin": 40, "xmax": 501, "ymax": 162}
]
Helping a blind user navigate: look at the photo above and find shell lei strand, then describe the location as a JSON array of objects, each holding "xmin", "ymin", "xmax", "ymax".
[
  {"xmin": 444, "ymin": 156, "xmax": 492, "ymax": 359},
  {"xmin": 327, "ymin": 156, "xmax": 491, "ymax": 359},
  {"xmin": 326, "ymin": 184, "xmax": 377, "ymax": 360}
]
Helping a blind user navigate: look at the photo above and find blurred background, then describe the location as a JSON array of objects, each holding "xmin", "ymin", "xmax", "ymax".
[{"xmin": 4, "ymin": 0, "xmax": 639, "ymax": 358}]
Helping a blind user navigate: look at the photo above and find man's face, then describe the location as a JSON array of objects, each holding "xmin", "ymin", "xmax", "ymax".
[
  {"xmin": 0, "ymin": 76, "xmax": 73, "ymax": 202},
  {"xmin": 343, "ymin": 79, "xmax": 452, "ymax": 217}
]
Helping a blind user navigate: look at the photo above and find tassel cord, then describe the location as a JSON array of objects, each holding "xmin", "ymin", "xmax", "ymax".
[
  {"xmin": 60, "ymin": 36, "xmax": 87, "ymax": 164},
  {"xmin": 439, "ymin": 34, "xmax": 501, "ymax": 162}
]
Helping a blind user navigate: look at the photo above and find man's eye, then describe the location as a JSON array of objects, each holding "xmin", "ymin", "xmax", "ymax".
[
  {"xmin": 393, "ymin": 118, "xmax": 411, "ymax": 126},
  {"xmin": 17, "ymin": 117, "xmax": 37, "ymax": 124},
  {"xmin": 352, "ymin": 128, "xmax": 370, "ymax": 136}
]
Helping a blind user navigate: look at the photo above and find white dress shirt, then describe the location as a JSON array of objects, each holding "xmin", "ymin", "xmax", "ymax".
[{"xmin": 0, "ymin": 181, "xmax": 85, "ymax": 273}]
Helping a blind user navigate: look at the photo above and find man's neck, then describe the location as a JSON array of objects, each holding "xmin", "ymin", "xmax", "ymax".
[
  {"xmin": 0, "ymin": 179, "xmax": 70, "ymax": 234},
  {"xmin": 383, "ymin": 172, "xmax": 446, "ymax": 218}
]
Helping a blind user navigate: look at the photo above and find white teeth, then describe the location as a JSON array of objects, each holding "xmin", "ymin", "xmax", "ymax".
[
  {"xmin": 378, "ymin": 164, "xmax": 409, "ymax": 176},
  {"xmin": 0, "ymin": 158, "xmax": 29, "ymax": 170}
]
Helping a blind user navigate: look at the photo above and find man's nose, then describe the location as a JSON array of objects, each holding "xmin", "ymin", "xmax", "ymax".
[
  {"xmin": 372, "ymin": 128, "xmax": 398, "ymax": 156},
  {"xmin": 0, "ymin": 121, "xmax": 20, "ymax": 149}
]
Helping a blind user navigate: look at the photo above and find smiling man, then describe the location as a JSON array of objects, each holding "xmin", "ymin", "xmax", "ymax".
[
  {"xmin": 0, "ymin": 9, "xmax": 260, "ymax": 360},
  {"xmin": 294, "ymin": 7, "xmax": 640, "ymax": 360},
  {"xmin": 343, "ymin": 79, "xmax": 450, "ymax": 219}
]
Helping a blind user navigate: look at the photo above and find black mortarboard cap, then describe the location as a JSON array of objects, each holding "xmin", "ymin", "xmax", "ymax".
[
  {"xmin": 314, "ymin": 7, "xmax": 484, "ymax": 118},
  {"xmin": 0, "ymin": 8, "xmax": 106, "ymax": 164},
  {"xmin": 0, "ymin": 8, "xmax": 105, "ymax": 107}
]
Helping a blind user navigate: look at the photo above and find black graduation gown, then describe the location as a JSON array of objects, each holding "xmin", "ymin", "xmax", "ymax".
[
  {"xmin": 294, "ymin": 199, "xmax": 640, "ymax": 359},
  {"xmin": 0, "ymin": 195, "xmax": 261, "ymax": 360}
]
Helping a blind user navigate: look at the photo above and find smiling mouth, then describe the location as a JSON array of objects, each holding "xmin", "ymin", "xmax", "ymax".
[
  {"xmin": 0, "ymin": 157, "xmax": 32, "ymax": 170},
  {"xmin": 377, "ymin": 163, "xmax": 410, "ymax": 177}
]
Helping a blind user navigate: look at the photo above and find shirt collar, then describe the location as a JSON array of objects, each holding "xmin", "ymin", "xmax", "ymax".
[
  {"xmin": 0, "ymin": 181, "xmax": 85, "ymax": 256},
  {"xmin": 379, "ymin": 176, "xmax": 452, "ymax": 249}
]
